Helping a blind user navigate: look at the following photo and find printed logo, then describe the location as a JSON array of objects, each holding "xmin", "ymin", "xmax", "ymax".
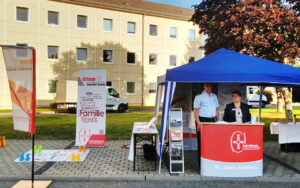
[
  {"xmin": 79, "ymin": 128, "xmax": 91, "ymax": 144},
  {"xmin": 83, "ymin": 77, "xmax": 96, "ymax": 82},
  {"xmin": 231, "ymin": 131, "xmax": 246, "ymax": 153},
  {"xmin": 80, "ymin": 110, "xmax": 105, "ymax": 117},
  {"xmin": 230, "ymin": 131, "xmax": 260, "ymax": 153},
  {"xmin": 79, "ymin": 110, "xmax": 105, "ymax": 122}
]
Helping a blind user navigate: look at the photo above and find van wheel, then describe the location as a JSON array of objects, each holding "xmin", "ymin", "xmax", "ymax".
[
  {"xmin": 118, "ymin": 104, "xmax": 127, "ymax": 113},
  {"xmin": 262, "ymin": 102, "xmax": 267, "ymax": 108}
]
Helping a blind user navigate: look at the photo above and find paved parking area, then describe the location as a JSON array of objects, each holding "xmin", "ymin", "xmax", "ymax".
[{"xmin": 0, "ymin": 140, "xmax": 299, "ymax": 183}]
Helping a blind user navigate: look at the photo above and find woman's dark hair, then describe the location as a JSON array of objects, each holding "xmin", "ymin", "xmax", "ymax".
[{"xmin": 232, "ymin": 90, "xmax": 241, "ymax": 96}]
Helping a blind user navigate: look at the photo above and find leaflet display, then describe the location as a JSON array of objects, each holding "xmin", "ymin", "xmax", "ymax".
[{"xmin": 169, "ymin": 108, "xmax": 184, "ymax": 174}]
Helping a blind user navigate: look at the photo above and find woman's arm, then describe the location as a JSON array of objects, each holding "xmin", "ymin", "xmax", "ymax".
[
  {"xmin": 223, "ymin": 106, "xmax": 229, "ymax": 122},
  {"xmin": 242, "ymin": 103, "xmax": 251, "ymax": 122}
]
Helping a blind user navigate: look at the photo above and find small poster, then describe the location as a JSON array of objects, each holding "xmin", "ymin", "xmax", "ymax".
[
  {"xmin": 170, "ymin": 130, "xmax": 183, "ymax": 141},
  {"xmin": 171, "ymin": 142, "xmax": 183, "ymax": 156}
]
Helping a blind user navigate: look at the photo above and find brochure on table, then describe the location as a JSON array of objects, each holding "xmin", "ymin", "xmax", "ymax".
[{"xmin": 128, "ymin": 122, "xmax": 159, "ymax": 161}]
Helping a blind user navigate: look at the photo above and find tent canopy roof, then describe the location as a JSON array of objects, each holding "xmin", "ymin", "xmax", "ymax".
[{"xmin": 166, "ymin": 48, "xmax": 300, "ymax": 86}]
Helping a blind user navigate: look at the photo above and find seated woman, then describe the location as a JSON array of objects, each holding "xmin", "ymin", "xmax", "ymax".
[{"xmin": 223, "ymin": 90, "xmax": 251, "ymax": 123}]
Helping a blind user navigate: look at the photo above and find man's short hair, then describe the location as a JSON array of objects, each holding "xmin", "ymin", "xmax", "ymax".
[
  {"xmin": 204, "ymin": 83, "xmax": 213, "ymax": 87},
  {"xmin": 232, "ymin": 90, "xmax": 242, "ymax": 96}
]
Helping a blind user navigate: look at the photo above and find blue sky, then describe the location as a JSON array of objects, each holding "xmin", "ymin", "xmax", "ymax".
[{"xmin": 144, "ymin": 0, "xmax": 201, "ymax": 9}]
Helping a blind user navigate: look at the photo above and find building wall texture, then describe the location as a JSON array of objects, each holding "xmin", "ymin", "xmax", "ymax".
[{"xmin": 0, "ymin": 0, "xmax": 202, "ymax": 109}]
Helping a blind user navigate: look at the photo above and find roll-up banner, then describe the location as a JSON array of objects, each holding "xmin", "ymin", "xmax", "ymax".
[
  {"xmin": 1, "ymin": 45, "xmax": 36, "ymax": 134},
  {"xmin": 75, "ymin": 69, "xmax": 106, "ymax": 147}
]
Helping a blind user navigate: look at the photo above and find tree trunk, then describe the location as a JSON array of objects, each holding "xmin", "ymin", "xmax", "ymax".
[
  {"xmin": 282, "ymin": 87, "xmax": 293, "ymax": 120},
  {"xmin": 276, "ymin": 88, "xmax": 284, "ymax": 113}
]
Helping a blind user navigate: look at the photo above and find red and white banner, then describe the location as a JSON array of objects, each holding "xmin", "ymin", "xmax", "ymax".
[
  {"xmin": 75, "ymin": 69, "xmax": 106, "ymax": 147},
  {"xmin": 1, "ymin": 45, "xmax": 36, "ymax": 134},
  {"xmin": 201, "ymin": 124, "xmax": 263, "ymax": 177}
]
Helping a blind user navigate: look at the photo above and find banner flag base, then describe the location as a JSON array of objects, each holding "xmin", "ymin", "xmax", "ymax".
[{"xmin": 12, "ymin": 180, "xmax": 52, "ymax": 188}]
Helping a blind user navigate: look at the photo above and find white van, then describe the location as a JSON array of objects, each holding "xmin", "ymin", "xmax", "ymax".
[
  {"xmin": 106, "ymin": 86, "xmax": 128, "ymax": 112},
  {"xmin": 55, "ymin": 80, "xmax": 128, "ymax": 112},
  {"xmin": 246, "ymin": 86, "xmax": 268, "ymax": 107}
]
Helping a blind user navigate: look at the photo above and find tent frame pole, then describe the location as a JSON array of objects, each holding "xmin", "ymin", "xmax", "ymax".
[{"xmin": 258, "ymin": 86, "xmax": 265, "ymax": 123}]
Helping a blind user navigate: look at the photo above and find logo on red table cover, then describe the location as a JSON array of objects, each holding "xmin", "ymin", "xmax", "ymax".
[
  {"xmin": 230, "ymin": 131, "xmax": 260, "ymax": 153},
  {"xmin": 79, "ymin": 128, "xmax": 91, "ymax": 144},
  {"xmin": 231, "ymin": 131, "xmax": 246, "ymax": 153}
]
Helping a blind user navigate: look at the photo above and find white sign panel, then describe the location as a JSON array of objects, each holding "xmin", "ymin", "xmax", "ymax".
[{"xmin": 75, "ymin": 69, "xmax": 106, "ymax": 147}]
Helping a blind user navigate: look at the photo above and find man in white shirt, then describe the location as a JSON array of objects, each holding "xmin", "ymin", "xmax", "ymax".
[{"xmin": 193, "ymin": 83, "xmax": 220, "ymax": 167}]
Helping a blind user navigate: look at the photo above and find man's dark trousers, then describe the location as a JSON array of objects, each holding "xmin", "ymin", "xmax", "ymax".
[{"xmin": 196, "ymin": 117, "xmax": 216, "ymax": 171}]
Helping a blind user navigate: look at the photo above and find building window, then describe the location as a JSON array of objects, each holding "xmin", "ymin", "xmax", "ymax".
[
  {"xmin": 127, "ymin": 82, "xmax": 136, "ymax": 95},
  {"xmin": 189, "ymin": 56, "xmax": 195, "ymax": 63},
  {"xmin": 76, "ymin": 48, "xmax": 87, "ymax": 62},
  {"xmin": 48, "ymin": 80, "xmax": 58, "ymax": 94},
  {"xmin": 16, "ymin": 7, "xmax": 28, "ymax": 22},
  {"xmin": 169, "ymin": 55, "xmax": 177, "ymax": 66},
  {"xmin": 127, "ymin": 22, "xmax": 136, "ymax": 34},
  {"xmin": 16, "ymin": 43, "xmax": 28, "ymax": 57},
  {"xmin": 149, "ymin": 54, "xmax": 157, "ymax": 65},
  {"xmin": 48, "ymin": 46, "xmax": 59, "ymax": 60},
  {"xmin": 149, "ymin": 82, "xmax": 157, "ymax": 93},
  {"xmin": 103, "ymin": 18, "xmax": 113, "ymax": 32},
  {"xmin": 189, "ymin": 29, "xmax": 196, "ymax": 41},
  {"xmin": 127, "ymin": 52, "xmax": 135, "ymax": 64},
  {"xmin": 103, "ymin": 50, "xmax": 113, "ymax": 63},
  {"xmin": 106, "ymin": 81, "xmax": 112, "ymax": 87},
  {"xmin": 149, "ymin": 24, "xmax": 157, "ymax": 36},
  {"xmin": 170, "ymin": 27, "xmax": 177, "ymax": 39},
  {"xmin": 77, "ymin": 15, "xmax": 87, "ymax": 29},
  {"xmin": 48, "ymin": 11, "xmax": 59, "ymax": 25}
]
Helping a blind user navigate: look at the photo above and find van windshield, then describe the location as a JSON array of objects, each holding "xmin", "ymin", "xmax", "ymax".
[{"xmin": 108, "ymin": 88, "xmax": 120, "ymax": 98}]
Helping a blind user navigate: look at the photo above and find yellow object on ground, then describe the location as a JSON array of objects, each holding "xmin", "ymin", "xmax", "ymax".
[{"xmin": 12, "ymin": 180, "xmax": 52, "ymax": 188}]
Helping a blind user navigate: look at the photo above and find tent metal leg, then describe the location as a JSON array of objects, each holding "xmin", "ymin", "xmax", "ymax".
[{"xmin": 258, "ymin": 86, "xmax": 265, "ymax": 123}]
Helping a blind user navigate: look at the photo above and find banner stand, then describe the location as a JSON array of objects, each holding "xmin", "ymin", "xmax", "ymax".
[
  {"xmin": 1, "ymin": 45, "xmax": 52, "ymax": 188},
  {"xmin": 75, "ymin": 69, "xmax": 107, "ymax": 147}
]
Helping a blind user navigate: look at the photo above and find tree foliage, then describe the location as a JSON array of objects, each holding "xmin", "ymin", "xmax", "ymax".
[
  {"xmin": 286, "ymin": 0, "xmax": 299, "ymax": 16},
  {"xmin": 191, "ymin": 0, "xmax": 300, "ymax": 63}
]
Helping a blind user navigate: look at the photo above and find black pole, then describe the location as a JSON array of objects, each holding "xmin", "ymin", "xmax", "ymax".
[
  {"xmin": 32, "ymin": 134, "xmax": 34, "ymax": 188},
  {"xmin": 258, "ymin": 86, "xmax": 264, "ymax": 123}
]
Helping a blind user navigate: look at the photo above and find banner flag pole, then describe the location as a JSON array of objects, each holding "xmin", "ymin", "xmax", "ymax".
[
  {"xmin": 31, "ymin": 48, "xmax": 36, "ymax": 188},
  {"xmin": 32, "ymin": 134, "xmax": 35, "ymax": 188}
]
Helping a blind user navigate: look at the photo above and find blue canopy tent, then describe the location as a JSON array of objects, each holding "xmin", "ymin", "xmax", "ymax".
[{"xmin": 157, "ymin": 48, "xmax": 300, "ymax": 173}]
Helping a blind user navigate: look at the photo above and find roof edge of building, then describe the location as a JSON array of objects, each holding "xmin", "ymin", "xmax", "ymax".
[{"xmin": 51, "ymin": 0, "xmax": 194, "ymax": 21}]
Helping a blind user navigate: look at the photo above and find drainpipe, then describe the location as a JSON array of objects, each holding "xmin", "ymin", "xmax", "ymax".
[{"xmin": 141, "ymin": 13, "xmax": 145, "ymax": 106}]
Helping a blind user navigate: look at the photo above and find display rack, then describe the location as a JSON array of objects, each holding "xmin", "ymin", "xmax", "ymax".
[{"xmin": 169, "ymin": 108, "xmax": 184, "ymax": 174}]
